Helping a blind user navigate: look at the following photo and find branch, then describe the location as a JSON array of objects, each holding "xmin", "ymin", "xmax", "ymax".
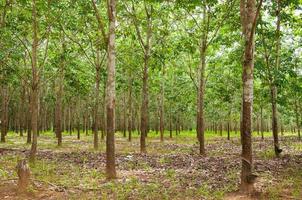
[
  {"xmin": 207, "ymin": 0, "xmax": 236, "ymax": 46},
  {"xmin": 145, "ymin": 3, "xmax": 153, "ymax": 52},
  {"xmin": 59, "ymin": 23, "xmax": 96, "ymax": 68},
  {"xmin": 183, "ymin": 7, "xmax": 202, "ymax": 31},
  {"xmin": 187, "ymin": 57, "xmax": 198, "ymax": 90},
  {"xmin": 39, "ymin": 25, "xmax": 51, "ymax": 69},
  {"xmin": 14, "ymin": 34, "xmax": 33, "ymax": 64},
  {"xmin": 248, "ymin": 0, "xmax": 263, "ymax": 50},
  {"xmin": 91, "ymin": 0, "xmax": 108, "ymax": 46},
  {"xmin": 125, "ymin": 1, "xmax": 146, "ymax": 53},
  {"xmin": 0, "ymin": 0, "xmax": 11, "ymax": 28},
  {"xmin": 240, "ymin": 0, "xmax": 247, "ymax": 34}
]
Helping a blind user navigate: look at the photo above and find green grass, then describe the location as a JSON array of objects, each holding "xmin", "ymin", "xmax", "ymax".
[
  {"xmin": 1, "ymin": 130, "xmax": 301, "ymax": 199},
  {"xmin": 258, "ymin": 149, "xmax": 276, "ymax": 160},
  {"xmin": 292, "ymin": 142, "xmax": 302, "ymax": 151},
  {"xmin": 263, "ymin": 167, "xmax": 302, "ymax": 200}
]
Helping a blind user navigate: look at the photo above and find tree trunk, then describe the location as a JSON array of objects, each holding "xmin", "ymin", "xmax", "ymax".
[
  {"xmin": 196, "ymin": 4, "xmax": 207, "ymax": 156},
  {"xmin": 1, "ymin": 86, "xmax": 9, "ymax": 143},
  {"xmin": 271, "ymin": 0, "xmax": 281, "ymax": 157},
  {"xmin": 93, "ymin": 49, "xmax": 101, "ymax": 150},
  {"xmin": 27, "ymin": 107, "xmax": 32, "ymax": 144},
  {"xmin": 77, "ymin": 120, "xmax": 80, "ymax": 140},
  {"xmin": 239, "ymin": 0, "xmax": 260, "ymax": 193},
  {"xmin": 106, "ymin": 0, "xmax": 117, "ymax": 179},
  {"xmin": 122, "ymin": 93, "xmax": 127, "ymax": 137},
  {"xmin": 128, "ymin": 77, "xmax": 132, "ymax": 142},
  {"xmin": 227, "ymin": 121, "xmax": 230, "ymax": 140},
  {"xmin": 260, "ymin": 106, "xmax": 264, "ymax": 139},
  {"xmin": 55, "ymin": 42, "xmax": 65, "ymax": 147},
  {"xmin": 20, "ymin": 90, "xmax": 24, "ymax": 136},
  {"xmin": 159, "ymin": 65, "xmax": 165, "ymax": 142},
  {"xmin": 140, "ymin": 54, "xmax": 149, "ymax": 153},
  {"xmin": 295, "ymin": 100, "xmax": 301, "ymax": 140},
  {"xmin": 29, "ymin": 0, "xmax": 39, "ymax": 163},
  {"xmin": 169, "ymin": 115, "xmax": 172, "ymax": 138},
  {"xmin": 256, "ymin": 115, "xmax": 260, "ymax": 135},
  {"xmin": 137, "ymin": 4, "xmax": 152, "ymax": 153}
]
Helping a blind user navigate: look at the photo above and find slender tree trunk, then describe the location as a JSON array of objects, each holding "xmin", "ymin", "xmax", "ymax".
[
  {"xmin": 26, "ymin": 97, "xmax": 32, "ymax": 144},
  {"xmin": 55, "ymin": 42, "xmax": 65, "ymax": 147},
  {"xmin": 29, "ymin": 0, "xmax": 39, "ymax": 163},
  {"xmin": 123, "ymin": 93, "xmax": 127, "ymax": 137},
  {"xmin": 20, "ymin": 87, "xmax": 25, "ymax": 137},
  {"xmin": 106, "ymin": 0, "xmax": 116, "ymax": 179},
  {"xmin": 85, "ymin": 111, "xmax": 88, "ymax": 136},
  {"xmin": 19, "ymin": 91, "xmax": 25, "ymax": 137},
  {"xmin": 169, "ymin": 114, "xmax": 172, "ymax": 138},
  {"xmin": 239, "ymin": 0, "xmax": 261, "ymax": 193},
  {"xmin": 159, "ymin": 65, "xmax": 165, "ymax": 142},
  {"xmin": 1, "ymin": 86, "xmax": 9, "ymax": 143},
  {"xmin": 295, "ymin": 100, "xmax": 301, "ymax": 140},
  {"xmin": 280, "ymin": 119, "xmax": 284, "ymax": 136},
  {"xmin": 140, "ymin": 54, "xmax": 149, "ymax": 152},
  {"xmin": 77, "ymin": 120, "xmax": 80, "ymax": 140},
  {"xmin": 196, "ymin": 4, "xmax": 207, "ymax": 156},
  {"xmin": 260, "ymin": 106, "xmax": 264, "ymax": 139},
  {"xmin": 227, "ymin": 121, "xmax": 230, "ymax": 140},
  {"xmin": 101, "ymin": 83, "xmax": 106, "ymax": 140},
  {"xmin": 93, "ymin": 50, "xmax": 101, "ymax": 150},
  {"xmin": 68, "ymin": 105, "xmax": 72, "ymax": 135},
  {"xmin": 128, "ymin": 77, "xmax": 132, "ymax": 142},
  {"xmin": 137, "ymin": 4, "xmax": 152, "ymax": 153},
  {"xmin": 256, "ymin": 115, "xmax": 260, "ymax": 135},
  {"xmin": 271, "ymin": 0, "xmax": 281, "ymax": 157}
]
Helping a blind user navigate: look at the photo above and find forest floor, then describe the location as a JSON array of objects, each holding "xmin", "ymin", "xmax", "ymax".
[{"xmin": 0, "ymin": 131, "xmax": 301, "ymax": 200}]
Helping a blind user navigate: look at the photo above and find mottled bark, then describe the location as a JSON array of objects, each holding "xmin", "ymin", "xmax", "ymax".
[
  {"xmin": 123, "ymin": 93, "xmax": 127, "ymax": 137},
  {"xmin": 1, "ymin": 86, "xmax": 9, "ymax": 143},
  {"xmin": 93, "ymin": 49, "xmax": 101, "ymax": 150},
  {"xmin": 295, "ymin": 100, "xmax": 301, "ymax": 140},
  {"xmin": 260, "ymin": 106, "xmax": 264, "ymax": 139},
  {"xmin": 272, "ymin": 0, "xmax": 281, "ymax": 157},
  {"xmin": 196, "ymin": 4, "xmax": 207, "ymax": 156},
  {"xmin": 159, "ymin": 65, "xmax": 165, "ymax": 142},
  {"xmin": 130, "ymin": 3, "xmax": 153, "ymax": 153},
  {"xmin": 29, "ymin": 0, "xmax": 39, "ymax": 162},
  {"xmin": 227, "ymin": 121, "xmax": 230, "ymax": 140},
  {"xmin": 106, "ymin": 0, "xmax": 117, "ymax": 179},
  {"xmin": 239, "ymin": 0, "xmax": 261, "ymax": 193},
  {"xmin": 128, "ymin": 77, "xmax": 133, "ymax": 142},
  {"xmin": 55, "ymin": 42, "xmax": 65, "ymax": 147}
]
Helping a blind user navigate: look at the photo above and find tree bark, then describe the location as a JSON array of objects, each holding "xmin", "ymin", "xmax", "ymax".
[
  {"xmin": 132, "ymin": 3, "xmax": 153, "ymax": 153},
  {"xmin": 1, "ymin": 86, "xmax": 9, "ymax": 143},
  {"xmin": 26, "ymin": 94, "xmax": 32, "ymax": 144},
  {"xmin": 295, "ymin": 99, "xmax": 301, "ymax": 140},
  {"xmin": 227, "ymin": 121, "xmax": 230, "ymax": 140},
  {"xmin": 123, "ymin": 93, "xmax": 127, "ymax": 138},
  {"xmin": 239, "ymin": 0, "xmax": 261, "ymax": 193},
  {"xmin": 271, "ymin": 0, "xmax": 281, "ymax": 157},
  {"xmin": 20, "ymin": 85, "xmax": 25, "ymax": 137},
  {"xmin": 55, "ymin": 42, "xmax": 65, "ymax": 147},
  {"xmin": 128, "ymin": 77, "xmax": 133, "ymax": 142},
  {"xmin": 196, "ymin": 4, "xmax": 207, "ymax": 156},
  {"xmin": 260, "ymin": 106, "xmax": 264, "ymax": 139},
  {"xmin": 106, "ymin": 0, "xmax": 116, "ymax": 179},
  {"xmin": 29, "ymin": 0, "xmax": 39, "ymax": 163},
  {"xmin": 159, "ymin": 65, "xmax": 165, "ymax": 142},
  {"xmin": 93, "ymin": 49, "xmax": 101, "ymax": 150}
]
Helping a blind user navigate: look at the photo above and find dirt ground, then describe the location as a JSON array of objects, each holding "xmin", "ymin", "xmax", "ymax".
[{"xmin": 0, "ymin": 133, "xmax": 301, "ymax": 199}]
